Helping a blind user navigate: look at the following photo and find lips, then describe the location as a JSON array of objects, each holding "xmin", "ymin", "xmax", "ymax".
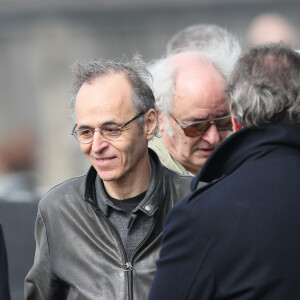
[
  {"xmin": 94, "ymin": 156, "xmax": 115, "ymax": 161},
  {"xmin": 93, "ymin": 155, "xmax": 116, "ymax": 167},
  {"xmin": 97, "ymin": 157, "xmax": 113, "ymax": 161},
  {"xmin": 92, "ymin": 152, "xmax": 114, "ymax": 158},
  {"xmin": 198, "ymin": 148, "xmax": 215, "ymax": 155}
]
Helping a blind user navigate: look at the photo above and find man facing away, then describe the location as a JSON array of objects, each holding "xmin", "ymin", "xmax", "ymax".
[
  {"xmin": 149, "ymin": 26, "xmax": 241, "ymax": 175},
  {"xmin": 25, "ymin": 57, "xmax": 193, "ymax": 300},
  {"xmin": 148, "ymin": 43, "xmax": 300, "ymax": 299},
  {"xmin": 166, "ymin": 23, "xmax": 241, "ymax": 56}
]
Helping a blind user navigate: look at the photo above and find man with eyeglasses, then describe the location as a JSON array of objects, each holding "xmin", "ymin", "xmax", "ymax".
[
  {"xmin": 25, "ymin": 57, "xmax": 194, "ymax": 300},
  {"xmin": 149, "ymin": 43, "xmax": 300, "ymax": 299},
  {"xmin": 149, "ymin": 30, "xmax": 241, "ymax": 176}
]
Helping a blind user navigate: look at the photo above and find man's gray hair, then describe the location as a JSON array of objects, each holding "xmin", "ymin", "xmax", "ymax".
[
  {"xmin": 70, "ymin": 56, "xmax": 156, "ymax": 131},
  {"xmin": 149, "ymin": 25, "xmax": 241, "ymax": 135},
  {"xmin": 226, "ymin": 42, "xmax": 300, "ymax": 127},
  {"xmin": 166, "ymin": 23, "xmax": 241, "ymax": 57}
]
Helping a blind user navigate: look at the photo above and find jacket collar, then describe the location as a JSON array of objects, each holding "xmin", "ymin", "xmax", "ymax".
[
  {"xmin": 191, "ymin": 123, "xmax": 300, "ymax": 191},
  {"xmin": 83, "ymin": 148, "xmax": 165, "ymax": 217}
]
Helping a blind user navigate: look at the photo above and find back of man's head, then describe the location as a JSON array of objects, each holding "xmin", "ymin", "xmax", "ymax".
[
  {"xmin": 166, "ymin": 24, "xmax": 240, "ymax": 56},
  {"xmin": 165, "ymin": 24, "xmax": 241, "ymax": 80},
  {"xmin": 227, "ymin": 42, "xmax": 300, "ymax": 127}
]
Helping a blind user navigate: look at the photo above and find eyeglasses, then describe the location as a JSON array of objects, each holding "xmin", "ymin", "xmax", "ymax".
[
  {"xmin": 71, "ymin": 112, "xmax": 145, "ymax": 143},
  {"xmin": 169, "ymin": 114, "xmax": 232, "ymax": 137}
]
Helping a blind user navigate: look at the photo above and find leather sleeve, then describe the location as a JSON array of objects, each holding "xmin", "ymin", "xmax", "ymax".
[
  {"xmin": 0, "ymin": 225, "xmax": 10, "ymax": 300},
  {"xmin": 25, "ymin": 207, "xmax": 51, "ymax": 300}
]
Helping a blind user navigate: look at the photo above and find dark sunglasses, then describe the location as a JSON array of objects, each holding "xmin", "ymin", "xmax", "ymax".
[{"xmin": 170, "ymin": 114, "xmax": 232, "ymax": 137}]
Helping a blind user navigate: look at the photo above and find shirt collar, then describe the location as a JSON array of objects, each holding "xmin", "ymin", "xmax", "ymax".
[{"xmin": 85, "ymin": 149, "xmax": 162, "ymax": 218}]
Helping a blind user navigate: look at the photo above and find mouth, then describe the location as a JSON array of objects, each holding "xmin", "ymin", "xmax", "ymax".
[
  {"xmin": 97, "ymin": 157, "xmax": 113, "ymax": 161},
  {"xmin": 197, "ymin": 148, "xmax": 215, "ymax": 155},
  {"xmin": 93, "ymin": 156, "xmax": 116, "ymax": 166}
]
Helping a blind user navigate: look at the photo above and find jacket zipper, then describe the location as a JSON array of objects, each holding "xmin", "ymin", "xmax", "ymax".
[
  {"xmin": 92, "ymin": 202, "xmax": 156, "ymax": 300},
  {"xmin": 93, "ymin": 207, "xmax": 132, "ymax": 299},
  {"xmin": 129, "ymin": 220, "xmax": 156, "ymax": 262},
  {"xmin": 127, "ymin": 219, "xmax": 156, "ymax": 300}
]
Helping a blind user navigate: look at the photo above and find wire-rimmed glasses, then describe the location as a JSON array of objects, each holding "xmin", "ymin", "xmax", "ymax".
[{"xmin": 71, "ymin": 111, "xmax": 145, "ymax": 143}]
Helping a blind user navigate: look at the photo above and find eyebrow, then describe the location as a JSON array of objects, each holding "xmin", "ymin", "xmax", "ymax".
[
  {"xmin": 101, "ymin": 120, "xmax": 119, "ymax": 126},
  {"xmin": 77, "ymin": 125, "xmax": 90, "ymax": 130},
  {"xmin": 77, "ymin": 120, "xmax": 119, "ymax": 130},
  {"xmin": 185, "ymin": 113, "xmax": 230, "ymax": 123}
]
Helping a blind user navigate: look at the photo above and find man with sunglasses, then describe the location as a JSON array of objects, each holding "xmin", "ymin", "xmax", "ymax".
[
  {"xmin": 149, "ymin": 48, "xmax": 239, "ymax": 176},
  {"xmin": 149, "ymin": 43, "xmax": 300, "ymax": 299},
  {"xmin": 25, "ymin": 57, "xmax": 193, "ymax": 300}
]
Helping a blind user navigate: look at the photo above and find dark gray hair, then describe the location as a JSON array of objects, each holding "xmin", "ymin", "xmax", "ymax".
[
  {"xmin": 226, "ymin": 42, "xmax": 300, "ymax": 127},
  {"xmin": 70, "ymin": 56, "xmax": 156, "ymax": 130}
]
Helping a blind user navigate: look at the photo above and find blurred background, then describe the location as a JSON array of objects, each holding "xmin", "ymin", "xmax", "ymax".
[
  {"xmin": 1, "ymin": 0, "xmax": 300, "ymax": 191},
  {"xmin": 0, "ymin": 0, "xmax": 299, "ymax": 299}
]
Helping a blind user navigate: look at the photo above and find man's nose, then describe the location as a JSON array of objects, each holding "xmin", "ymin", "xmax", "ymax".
[
  {"xmin": 91, "ymin": 131, "xmax": 109, "ymax": 153},
  {"xmin": 201, "ymin": 123, "xmax": 221, "ymax": 146}
]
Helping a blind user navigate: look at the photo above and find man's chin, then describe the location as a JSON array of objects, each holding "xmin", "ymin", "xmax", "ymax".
[{"xmin": 95, "ymin": 169, "xmax": 120, "ymax": 182}]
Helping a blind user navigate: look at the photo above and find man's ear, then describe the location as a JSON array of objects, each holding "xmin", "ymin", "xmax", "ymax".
[
  {"xmin": 145, "ymin": 109, "xmax": 158, "ymax": 140},
  {"xmin": 231, "ymin": 116, "xmax": 243, "ymax": 132}
]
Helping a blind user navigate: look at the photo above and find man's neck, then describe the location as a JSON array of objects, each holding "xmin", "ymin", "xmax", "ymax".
[{"xmin": 103, "ymin": 157, "xmax": 152, "ymax": 200}]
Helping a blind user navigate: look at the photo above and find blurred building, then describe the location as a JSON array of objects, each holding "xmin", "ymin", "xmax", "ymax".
[{"xmin": 0, "ymin": 0, "xmax": 299, "ymax": 192}]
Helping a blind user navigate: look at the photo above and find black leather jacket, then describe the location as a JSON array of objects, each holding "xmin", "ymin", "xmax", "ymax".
[{"xmin": 25, "ymin": 150, "xmax": 194, "ymax": 300}]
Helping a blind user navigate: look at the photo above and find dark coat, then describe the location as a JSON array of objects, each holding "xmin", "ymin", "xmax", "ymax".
[
  {"xmin": 149, "ymin": 123, "xmax": 300, "ymax": 300},
  {"xmin": 0, "ymin": 224, "xmax": 10, "ymax": 300}
]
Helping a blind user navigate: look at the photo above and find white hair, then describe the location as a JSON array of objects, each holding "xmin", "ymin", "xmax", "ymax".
[{"xmin": 149, "ymin": 29, "xmax": 241, "ymax": 135}]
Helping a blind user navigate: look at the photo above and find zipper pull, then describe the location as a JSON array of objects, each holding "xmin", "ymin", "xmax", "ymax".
[{"xmin": 122, "ymin": 262, "xmax": 133, "ymax": 271}]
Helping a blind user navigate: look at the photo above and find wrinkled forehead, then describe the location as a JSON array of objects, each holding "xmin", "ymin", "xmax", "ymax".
[
  {"xmin": 77, "ymin": 73, "xmax": 133, "ymax": 105},
  {"xmin": 75, "ymin": 74, "xmax": 135, "ymax": 121},
  {"xmin": 172, "ymin": 78, "xmax": 228, "ymax": 120},
  {"xmin": 173, "ymin": 72, "xmax": 227, "ymax": 109},
  {"xmin": 172, "ymin": 97, "xmax": 229, "ymax": 121}
]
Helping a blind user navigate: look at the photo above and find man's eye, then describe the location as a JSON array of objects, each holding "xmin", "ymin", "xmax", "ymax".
[
  {"xmin": 79, "ymin": 129, "xmax": 93, "ymax": 136},
  {"xmin": 103, "ymin": 126, "xmax": 120, "ymax": 136}
]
